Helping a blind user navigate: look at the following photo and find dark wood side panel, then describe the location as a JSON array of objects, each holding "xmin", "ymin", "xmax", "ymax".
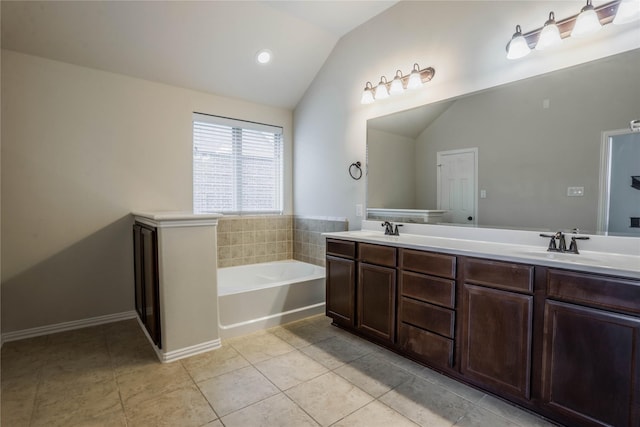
[
  {"xmin": 461, "ymin": 283, "xmax": 533, "ymax": 400},
  {"xmin": 357, "ymin": 262, "xmax": 396, "ymax": 343},
  {"xmin": 325, "ymin": 255, "xmax": 356, "ymax": 327},
  {"xmin": 359, "ymin": 243, "xmax": 396, "ymax": 267},
  {"xmin": 542, "ymin": 300, "xmax": 640, "ymax": 427},
  {"xmin": 399, "ymin": 248, "xmax": 456, "ymax": 279},
  {"xmin": 133, "ymin": 224, "xmax": 144, "ymax": 320},
  {"xmin": 400, "ymin": 271, "xmax": 455, "ymax": 309},
  {"xmin": 326, "ymin": 239, "xmax": 356, "ymax": 259},
  {"xmin": 464, "ymin": 257, "xmax": 533, "ymax": 293},
  {"xmin": 547, "ymin": 269, "xmax": 640, "ymax": 316},
  {"xmin": 399, "ymin": 297, "xmax": 455, "ymax": 338},
  {"xmin": 140, "ymin": 225, "xmax": 161, "ymax": 348}
]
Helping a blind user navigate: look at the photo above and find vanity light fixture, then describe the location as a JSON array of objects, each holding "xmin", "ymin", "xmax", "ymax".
[
  {"xmin": 506, "ymin": 0, "xmax": 634, "ymax": 60},
  {"xmin": 572, "ymin": 0, "xmax": 602, "ymax": 37},
  {"xmin": 256, "ymin": 49, "xmax": 273, "ymax": 64},
  {"xmin": 360, "ymin": 64, "xmax": 435, "ymax": 104},
  {"xmin": 506, "ymin": 25, "xmax": 531, "ymax": 59},
  {"xmin": 535, "ymin": 12, "xmax": 562, "ymax": 50},
  {"xmin": 613, "ymin": 0, "xmax": 640, "ymax": 24}
]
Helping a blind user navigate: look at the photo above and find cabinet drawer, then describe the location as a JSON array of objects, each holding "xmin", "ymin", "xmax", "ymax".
[
  {"xmin": 400, "ymin": 249, "xmax": 456, "ymax": 279},
  {"xmin": 464, "ymin": 258, "xmax": 533, "ymax": 293},
  {"xmin": 326, "ymin": 239, "xmax": 356, "ymax": 259},
  {"xmin": 400, "ymin": 271, "xmax": 455, "ymax": 308},
  {"xmin": 398, "ymin": 323, "xmax": 453, "ymax": 369},
  {"xmin": 400, "ymin": 297, "xmax": 454, "ymax": 338},
  {"xmin": 359, "ymin": 243, "xmax": 396, "ymax": 267},
  {"xmin": 547, "ymin": 269, "xmax": 640, "ymax": 316}
]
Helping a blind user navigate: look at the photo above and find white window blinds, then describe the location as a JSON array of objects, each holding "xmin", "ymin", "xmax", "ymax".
[{"xmin": 193, "ymin": 113, "xmax": 283, "ymax": 214}]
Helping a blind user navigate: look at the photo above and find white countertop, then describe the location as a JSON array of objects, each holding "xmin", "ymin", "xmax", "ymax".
[
  {"xmin": 133, "ymin": 211, "xmax": 223, "ymax": 221},
  {"xmin": 323, "ymin": 229, "xmax": 640, "ymax": 280}
]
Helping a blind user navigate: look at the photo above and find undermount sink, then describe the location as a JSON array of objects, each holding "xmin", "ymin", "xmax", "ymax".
[{"xmin": 513, "ymin": 249, "xmax": 600, "ymax": 264}]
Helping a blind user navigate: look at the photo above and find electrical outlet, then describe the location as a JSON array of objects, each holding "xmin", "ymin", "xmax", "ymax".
[
  {"xmin": 356, "ymin": 204, "xmax": 363, "ymax": 217},
  {"xmin": 567, "ymin": 187, "xmax": 584, "ymax": 197},
  {"xmin": 480, "ymin": 189, "xmax": 487, "ymax": 199}
]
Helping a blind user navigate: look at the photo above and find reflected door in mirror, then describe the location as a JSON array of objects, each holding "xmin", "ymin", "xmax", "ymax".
[{"xmin": 437, "ymin": 148, "xmax": 477, "ymax": 224}]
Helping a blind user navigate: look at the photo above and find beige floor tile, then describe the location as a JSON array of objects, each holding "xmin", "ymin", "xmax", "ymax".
[
  {"xmin": 110, "ymin": 340, "xmax": 159, "ymax": 377},
  {"xmin": 31, "ymin": 377, "xmax": 123, "ymax": 427},
  {"xmin": 270, "ymin": 320, "xmax": 337, "ymax": 348},
  {"xmin": 379, "ymin": 376, "xmax": 476, "ymax": 427},
  {"xmin": 300, "ymin": 335, "xmax": 373, "ymax": 369},
  {"xmin": 229, "ymin": 331, "xmax": 296, "ymax": 363},
  {"xmin": 334, "ymin": 353, "xmax": 414, "ymax": 397},
  {"xmin": 332, "ymin": 400, "xmax": 420, "ymax": 427},
  {"xmin": 182, "ymin": 345, "xmax": 250, "ymax": 383},
  {"xmin": 198, "ymin": 365, "xmax": 280, "ymax": 416},
  {"xmin": 286, "ymin": 372, "xmax": 373, "ymax": 426},
  {"xmin": 125, "ymin": 383, "xmax": 217, "ymax": 427},
  {"xmin": 1, "ymin": 336, "xmax": 50, "ymax": 380},
  {"xmin": 201, "ymin": 420, "xmax": 225, "ymax": 427},
  {"xmin": 1, "ymin": 375, "xmax": 38, "ymax": 426},
  {"xmin": 221, "ymin": 393, "xmax": 319, "ymax": 427},
  {"xmin": 418, "ymin": 367, "xmax": 486, "ymax": 403},
  {"xmin": 255, "ymin": 350, "xmax": 328, "ymax": 390},
  {"xmin": 454, "ymin": 405, "xmax": 520, "ymax": 427},
  {"xmin": 47, "ymin": 325, "xmax": 106, "ymax": 345},
  {"xmin": 117, "ymin": 361, "xmax": 193, "ymax": 410},
  {"xmin": 373, "ymin": 347, "xmax": 430, "ymax": 376}
]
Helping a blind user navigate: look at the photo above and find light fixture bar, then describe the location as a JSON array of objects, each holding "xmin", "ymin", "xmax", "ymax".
[
  {"xmin": 361, "ymin": 66, "xmax": 435, "ymax": 104},
  {"xmin": 519, "ymin": 0, "xmax": 621, "ymax": 49}
]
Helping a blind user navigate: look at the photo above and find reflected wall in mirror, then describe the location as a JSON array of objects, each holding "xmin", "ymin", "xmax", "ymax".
[{"xmin": 367, "ymin": 49, "xmax": 640, "ymax": 235}]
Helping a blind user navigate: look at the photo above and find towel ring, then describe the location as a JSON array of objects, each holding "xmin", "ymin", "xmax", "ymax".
[{"xmin": 349, "ymin": 162, "xmax": 362, "ymax": 180}]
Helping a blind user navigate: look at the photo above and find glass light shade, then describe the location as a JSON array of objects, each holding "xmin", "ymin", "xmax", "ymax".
[
  {"xmin": 389, "ymin": 71, "xmax": 404, "ymax": 95},
  {"xmin": 571, "ymin": 1, "xmax": 602, "ymax": 37},
  {"xmin": 407, "ymin": 64, "xmax": 422, "ymax": 90},
  {"xmin": 536, "ymin": 13, "xmax": 562, "ymax": 50},
  {"xmin": 506, "ymin": 26, "xmax": 531, "ymax": 59},
  {"xmin": 361, "ymin": 87, "xmax": 374, "ymax": 104},
  {"xmin": 613, "ymin": 0, "xmax": 640, "ymax": 24},
  {"xmin": 375, "ymin": 77, "xmax": 389, "ymax": 100}
]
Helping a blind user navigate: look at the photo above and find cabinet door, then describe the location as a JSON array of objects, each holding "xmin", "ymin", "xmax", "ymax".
[
  {"xmin": 358, "ymin": 262, "xmax": 396, "ymax": 343},
  {"xmin": 133, "ymin": 225, "xmax": 144, "ymax": 319},
  {"xmin": 461, "ymin": 283, "xmax": 533, "ymax": 400},
  {"xmin": 542, "ymin": 300, "xmax": 640, "ymax": 427},
  {"xmin": 141, "ymin": 226, "xmax": 161, "ymax": 347},
  {"xmin": 326, "ymin": 255, "xmax": 356, "ymax": 327}
]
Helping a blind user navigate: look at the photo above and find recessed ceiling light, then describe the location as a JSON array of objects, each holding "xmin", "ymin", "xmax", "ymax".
[{"xmin": 256, "ymin": 49, "xmax": 272, "ymax": 64}]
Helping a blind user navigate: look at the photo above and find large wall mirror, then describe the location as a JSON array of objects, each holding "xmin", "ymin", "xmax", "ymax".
[{"xmin": 367, "ymin": 48, "xmax": 640, "ymax": 236}]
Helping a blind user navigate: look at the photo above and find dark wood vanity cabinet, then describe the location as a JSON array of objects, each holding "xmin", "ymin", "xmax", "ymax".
[
  {"xmin": 541, "ymin": 269, "xmax": 640, "ymax": 427},
  {"xmin": 357, "ymin": 243, "xmax": 397, "ymax": 343},
  {"xmin": 460, "ymin": 258, "xmax": 534, "ymax": 401},
  {"xmin": 398, "ymin": 249, "xmax": 456, "ymax": 369},
  {"xmin": 325, "ymin": 237, "xmax": 640, "ymax": 427},
  {"xmin": 325, "ymin": 240, "xmax": 356, "ymax": 327},
  {"xmin": 133, "ymin": 222, "xmax": 161, "ymax": 348}
]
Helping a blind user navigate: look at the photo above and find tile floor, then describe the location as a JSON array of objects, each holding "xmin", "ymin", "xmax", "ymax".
[{"xmin": 1, "ymin": 315, "xmax": 558, "ymax": 426}]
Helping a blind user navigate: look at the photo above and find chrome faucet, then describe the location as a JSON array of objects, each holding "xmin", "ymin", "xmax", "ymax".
[
  {"xmin": 540, "ymin": 230, "xmax": 589, "ymax": 254},
  {"xmin": 381, "ymin": 221, "xmax": 402, "ymax": 236}
]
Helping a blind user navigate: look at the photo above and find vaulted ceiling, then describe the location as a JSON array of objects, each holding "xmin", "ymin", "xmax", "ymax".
[{"xmin": 1, "ymin": 1, "xmax": 398, "ymax": 109}]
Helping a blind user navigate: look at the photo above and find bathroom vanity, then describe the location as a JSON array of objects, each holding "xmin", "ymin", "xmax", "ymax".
[{"xmin": 325, "ymin": 225, "xmax": 640, "ymax": 427}]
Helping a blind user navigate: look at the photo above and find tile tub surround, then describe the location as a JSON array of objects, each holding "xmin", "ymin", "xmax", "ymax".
[
  {"xmin": 294, "ymin": 217, "xmax": 348, "ymax": 266},
  {"xmin": 1, "ymin": 315, "xmax": 557, "ymax": 427},
  {"xmin": 217, "ymin": 215, "xmax": 293, "ymax": 268}
]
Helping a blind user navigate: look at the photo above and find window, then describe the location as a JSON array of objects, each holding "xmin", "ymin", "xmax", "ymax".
[{"xmin": 193, "ymin": 113, "xmax": 283, "ymax": 214}]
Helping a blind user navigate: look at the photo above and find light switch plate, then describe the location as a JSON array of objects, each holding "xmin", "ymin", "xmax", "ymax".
[
  {"xmin": 356, "ymin": 204, "xmax": 363, "ymax": 217},
  {"xmin": 567, "ymin": 186, "xmax": 584, "ymax": 197}
]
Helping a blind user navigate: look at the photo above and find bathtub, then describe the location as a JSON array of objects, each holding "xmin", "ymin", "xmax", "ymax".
[{"xmin": 217, "ymin": 260, "xmax": 326, "ymax": 339}]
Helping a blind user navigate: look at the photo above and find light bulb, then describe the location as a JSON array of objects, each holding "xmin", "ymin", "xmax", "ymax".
[
  {"xmin": 536, "ymin": 12, "xmax": 562, "ymax": 50},
  {"xmin": 407, "ymin": 64, "xmax": 423, "ymax": 90},
  {"xmin": 613, "ymin": 0, "xmax": 640, "ymax": 24},
  {"xmin": 506, "ymin": 25, "xmax": 531, "ymax": 59},
  {"xmin": 389, "ymin": 71, "xmax": 404, "ymax": 95},
  {"xmin": 571, "ymin": 0, "xmax": 602, "ymax": 37},
  {"xmin": 361, "ymin": 82, "xmax": 374, "ymax": 104},
  {"xmin": 375, "ymin": 77, "xmax": 389, "ymax": 100}
]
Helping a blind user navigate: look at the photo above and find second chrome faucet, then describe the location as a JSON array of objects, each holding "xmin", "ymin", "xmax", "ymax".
[{"xmin": 381, "ymin": 221, "xmax": 403, "ymax": 236}]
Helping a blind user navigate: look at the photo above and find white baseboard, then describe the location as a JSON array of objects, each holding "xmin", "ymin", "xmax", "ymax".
[{"xmin": 1, "ymin": 310, "xmax": 138, "ymax": 345}]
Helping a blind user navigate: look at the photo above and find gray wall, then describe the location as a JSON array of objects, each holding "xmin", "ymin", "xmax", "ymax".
[{"xmin": 367, "ymin": 128, "xmax": 416, "ymax": 209}]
